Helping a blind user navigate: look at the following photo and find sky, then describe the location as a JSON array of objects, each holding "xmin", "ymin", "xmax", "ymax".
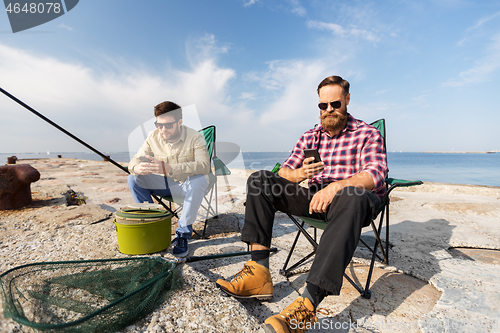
[{"xmin": 1, "ymin": 0, "xmax": 500, "ymax": 155}]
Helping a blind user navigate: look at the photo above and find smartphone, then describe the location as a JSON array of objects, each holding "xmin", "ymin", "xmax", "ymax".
[
  {"xmin": 139, "ymin": 156, "xmax": 152, "ymax": 163},
  {"xmin": 304, "ymin": 149, "xmax": 322, "ymax": 163}
]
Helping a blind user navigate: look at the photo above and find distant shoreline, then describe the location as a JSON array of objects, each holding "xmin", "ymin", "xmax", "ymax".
[{"xmin": 421, "ymin": 151, "xmax": 499, "ymax": 154}]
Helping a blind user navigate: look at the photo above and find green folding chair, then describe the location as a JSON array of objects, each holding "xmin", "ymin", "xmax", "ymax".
[
  {"xmin": 158, "ymin": 125, "xmax": 231, "ymax": 238},
  {"xmin": 277, "ymin": 119, "xmax": 422, "ymax": 299}
]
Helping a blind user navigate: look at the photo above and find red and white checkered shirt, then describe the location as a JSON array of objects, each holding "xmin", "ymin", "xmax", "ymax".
[{"xmin": 282, "ymin": 114, "xmax": 388, "ymax": 198}]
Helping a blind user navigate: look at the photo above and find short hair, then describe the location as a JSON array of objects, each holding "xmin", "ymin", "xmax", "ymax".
[
  {"xmin": 154, "ymin": 101, "xmax": 182, "ymax": 120},
  {"xmin": 317, "ymin": 76, "xmax": 350, "ymax": 96}
]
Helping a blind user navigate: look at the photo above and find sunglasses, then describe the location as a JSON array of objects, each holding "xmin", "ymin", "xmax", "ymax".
[
  {"xmin": 154, "ymin": 119, "xmax": 179, "ymax": 129},
  {"xmin": 318, "ymin": 101, "xmax": 342, "ymax": 111}
]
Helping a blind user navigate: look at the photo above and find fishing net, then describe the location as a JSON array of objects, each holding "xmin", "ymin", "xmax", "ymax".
[{"xmin": 0, "ymin": 257, "xmax": 181, "ymax": 332}]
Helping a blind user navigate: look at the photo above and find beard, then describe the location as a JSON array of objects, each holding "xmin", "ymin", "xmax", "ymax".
[
  {"xmin": 320, "ymin": 110, "xmax": 348, "ymax": 134},
  {"xmin": 160, "ymin": 127, "xmax": 182, "ymax": 143}
]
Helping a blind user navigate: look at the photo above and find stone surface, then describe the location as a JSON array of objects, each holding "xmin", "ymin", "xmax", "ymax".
[
  {"xmin": 448, "ymin": 247, "xmax": 500, "ymax": 265},
  {"xmin": 1, "ymin": 159, "xmax": 499, "ymax": 332}
]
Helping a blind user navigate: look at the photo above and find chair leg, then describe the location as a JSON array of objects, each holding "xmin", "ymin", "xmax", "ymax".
[
  {"xmin": 343, "ymin": 272, "xmax": 371, "ymax": 299},
  {"xmin": 197, "ymin": 181, "xmax": 220, "ymax": 239},
  {"xmin": 281, "ymin": 210, "xmax": 392, "ymax": 299},
  {"xmin": 280, "ymin": 216, "xmax": 319, "ymax": 277},
  {"xmin": 282, "ymin": 251, "xmax": 317, "ymax": 277},
  {"xmin": 156, "ymin": 198, "xmax": 179, "ymax": 219},
  {"xmin": 362, "ymin": 223, "xmax": 383, "ymax": 300},
  {"xmin": 385, "ymin": 203, "xmax": 390, "ymax": 265},
  {"xmin": 368, "ymin": 210, "xmax": 388, "ymax": 264},
  {"xmin": 342, "ymin": 221, "xmax": 383, "ymax": 300},
  {"xmin": 280, "ymin": 222, "xmax": 318, "ymax": 277},
  {"xmin": 286, "ymin": 214, "xmax": 320, "ymax": 248},
  {"xmin": 201, "ymin": 216, "xmax": 209, "ymax": 238},
  {"xmin": 281, "ymin": 221, "xmax": 304, "ymax": 274},
  {"xmin": 359, "ymin": 237, "xmax": 384, "ymax": 262},
  {"xmin": 358, "ymin": 204, "xmax": 392, "ymax": 299}
]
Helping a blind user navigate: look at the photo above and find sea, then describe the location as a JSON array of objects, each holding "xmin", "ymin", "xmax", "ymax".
[{"xmin": 1, "ymin": 151, "xmax": 499, "ymax": 187}]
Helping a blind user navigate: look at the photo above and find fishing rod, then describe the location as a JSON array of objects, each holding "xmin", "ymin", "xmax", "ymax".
[
  {"xmin": 0, "ymin": 86, "xmax": 128, "ymax": 173},
  {"xmin": 0, "ymin": 86, "xmax": 172, "ymax": 211},
  {"xmin": 173, "ymin": 247, "xmax": 278, "ymax": 264}
]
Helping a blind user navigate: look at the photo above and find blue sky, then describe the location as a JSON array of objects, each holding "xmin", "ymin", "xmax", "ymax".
[{"xmin": 1, "ymin": 0, "xmax": 500, "ymax": 155}]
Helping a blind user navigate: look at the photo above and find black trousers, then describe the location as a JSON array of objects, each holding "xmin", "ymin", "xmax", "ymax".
[{"xmin": 241, "ymin": 170, "xmax": 381, "ymax": 295}]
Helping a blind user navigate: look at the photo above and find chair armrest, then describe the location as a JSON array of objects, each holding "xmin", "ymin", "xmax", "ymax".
[
  {"xmin": 271, "ymin": 162, "xmax": 281, "ymax": 174},
  {"xmin": 386, "ymin": 178, "xmax": 423, "ymax": 187},
  {"xmin": 385, "ymin": 178, "xmax": 423, "ymax": 197},
  {"xmin": 213, "ymin": 156, "xmax": 231, "ymax": 176}
]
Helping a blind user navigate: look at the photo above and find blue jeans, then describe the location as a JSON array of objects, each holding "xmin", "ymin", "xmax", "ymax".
[{"xmin": 127, "ymin": 173, "xmax": 208, "ymax": 238}]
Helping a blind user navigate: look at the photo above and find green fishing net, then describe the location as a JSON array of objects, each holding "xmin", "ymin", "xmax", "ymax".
[{"xmin": 0, "ymin": 257, "xmax": 181, "ymax": 332}]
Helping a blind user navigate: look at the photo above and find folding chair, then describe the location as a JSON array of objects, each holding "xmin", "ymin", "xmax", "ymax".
[
  {"xmin": 277, "ymin": 119, "xmax": 422, "ymax": 299},
  {"xmin": 158, "ymin": 125, "xmax": 231, "ymax": 238}
]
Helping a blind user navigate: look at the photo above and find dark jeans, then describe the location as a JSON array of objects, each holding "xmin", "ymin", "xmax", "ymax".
[{"xmin": 241, "ymin": 170, "xmax": 381, "ymax": 295}]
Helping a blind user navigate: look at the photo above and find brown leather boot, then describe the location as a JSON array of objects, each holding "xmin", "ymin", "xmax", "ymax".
[
  {"xmin": 263, "ymin": 297, "xmax": 329, "ymax": 333},
  {"xmin": 216, "ymin": 261, "xmax": 273, "ymax": 300}
]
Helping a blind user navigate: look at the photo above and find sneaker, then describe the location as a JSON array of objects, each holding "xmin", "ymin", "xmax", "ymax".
[
  {"xmin": 169, "ymin": 236, "xmax": 178, "ymax": 248},
  {"xmin": 262, "ymin": 297, "xmax": 328, "ymax": 333},
  {"xmin": 216, "ymin": 261, "xmax": 273, "ymax": 300},
  {"xmin": 172, "ymin": 233, "xmax": 189, "ymax": 257}
]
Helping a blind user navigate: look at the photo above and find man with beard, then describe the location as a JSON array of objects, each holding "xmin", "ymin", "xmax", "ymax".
[
  {"xmin": 216, "ymin": 76, "xmax": 388, "ymax": 333},
  {"xmin": 128, "ymin": 101, "xmax": 210, "ymax": 257}
]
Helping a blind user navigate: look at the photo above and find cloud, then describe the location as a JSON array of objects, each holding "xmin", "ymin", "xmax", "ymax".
[
  {"xmin": 242, "ymin": 0, "xmax": 305, "ymax": 16},
  {"xmin": 410, "ymin": 93, "xmax": 432, "ymax": 109},
  {"xmin": 375, "ymin": 89, "xmax": 389, "ymax": 95},
  {"xmin": 242, "ymin": 0, "xmax": 258, "ymax": 7},
  {"xmin": 308, "ymin": 21, "xmax": 345, "ymax": 35},
  {"xmin": 459, "ymin": 11, "xmax": 500, "ymax": 46},
  {"xmin": 349, "ymin": 102, "xmax": 395, "ymax": 120},
  {"xmin": 432, "ymin": 0, "xmax": 468, "ymax": 8},
  {"xmin": 307, "ymin": 20, "xmax": 381, "ymax": 43},
  {"xmin": 0, "ymin": 41, "xmax": 238, "ymax": 153},
  {"xmin": 0, "ymin": 38, "xmax": 323, "ymax": 154},
  {"xmin": 466, "ymin": 11, "xmax": 500, "ymax": 32},
  {"xmin": 254, "ymin": 59, "xmax": 329, "ymax": 124},
  {"xmin": 58, "ymin": 23, "xmax": 73, "ymax": 31},
  {"xmin": 239, "ymin": 92, "xmax": 256, "ymax": 100},
  {"xmin": 186, "ymin": 33, "xmax": 230, "ymax": 65},
  {"xmin": 0, "ymin": 26, "xmax": 361, "ymax": 154},
  {"xmin": 288, "ymin": 0, "xmax": 306, "ymax": 16},
  {"xmin": 246, "ymin": 59, "xmax": 311, "ymax": 91},
  {"xmin": 444, "ymin": 33, "xmax": 500, "ymax": 87}
]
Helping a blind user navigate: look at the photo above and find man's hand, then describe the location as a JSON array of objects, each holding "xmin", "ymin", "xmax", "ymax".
[
  {"xmin": 308, "ymin": 171, "xmax": 376, "ymax": 214},
  {"xmin": 308, "ymin": 183, "xmax": 342, "ymax": 214},
  {"xmin": 133, "ymin": 155, "xmax": 172, "ymax": 175},
  {"xmin": 278, "ymin": 157, "xmax": 324, "ymax": 183},
  {"xmin": 301, "ymin": 156, "xmax": 324, "ymax": 179}
]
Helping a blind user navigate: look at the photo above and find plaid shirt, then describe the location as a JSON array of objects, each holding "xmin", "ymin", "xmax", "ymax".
[{"xmin": 282, "ymin": 114, "xmax": 388, "ymax": 198}]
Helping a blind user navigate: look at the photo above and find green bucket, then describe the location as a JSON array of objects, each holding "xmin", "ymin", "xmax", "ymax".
[{"xmin": 114, "ymin": 206, "xmax": 172, "ymax": 255}]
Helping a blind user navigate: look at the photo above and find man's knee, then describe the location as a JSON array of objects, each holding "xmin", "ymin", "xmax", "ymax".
[
  {"xmin": 188, "ymin": 174, "xmax": 208, "ymax": 190},
  {"xmin": 127, "ymin": 174, "xmax": 137, "ymax": 188},
  {"xmin": 247, "ymin": 170, "xmax": 271, "ymax": 192},
  {"xmin": 329, "ymin": 187, "xmax": 378, "ymax": 226},
  {"xmin": 246, "ymin": 170, "xmax": 286, "ymax": 199},
  {"xmin": 247, "ymin": 170, "xmax": 274, "ymax": 184}
]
